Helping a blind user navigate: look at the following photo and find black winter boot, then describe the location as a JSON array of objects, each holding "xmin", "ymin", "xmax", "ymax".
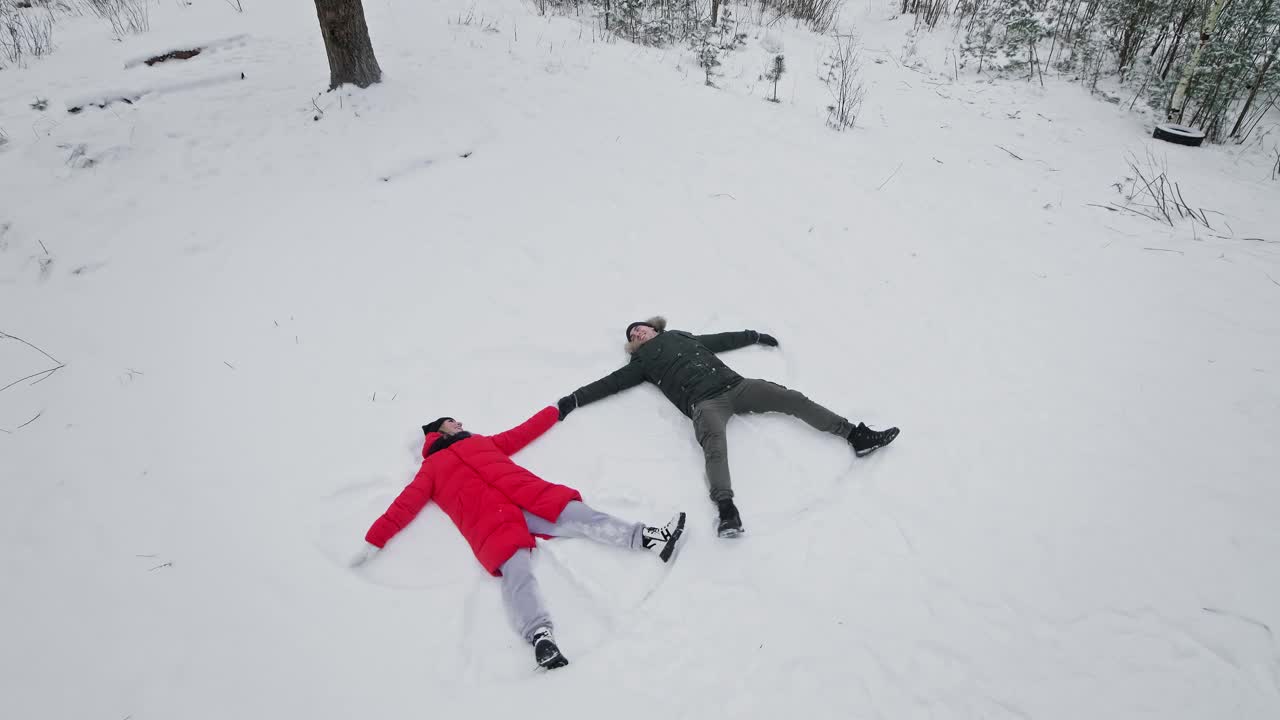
[
  {"xmin": 716, "ymin": 499, "xmax": 744, "ymax": 538},
  {"xmin": 532, "ymin": 627, "xmax": 568, "ymax": 670},
  {"xmin": 848, "ymin": 423, "xmax": 900, "ymax": 457}
]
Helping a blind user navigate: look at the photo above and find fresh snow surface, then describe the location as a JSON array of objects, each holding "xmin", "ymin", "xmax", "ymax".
[{"xmin": 2, "ymin": 1, "xmax": 1278, "ymax": 718}]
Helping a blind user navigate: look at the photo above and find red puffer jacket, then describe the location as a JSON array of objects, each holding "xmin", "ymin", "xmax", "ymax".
[{"xmin": 364, "ymin": 406, "xmax": 581, "ymax": 575}]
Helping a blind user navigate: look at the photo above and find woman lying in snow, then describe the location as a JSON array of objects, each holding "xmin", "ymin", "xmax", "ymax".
[{"xmin": 350, "ymin": 407, "xmax": 686, "ymax": 670}]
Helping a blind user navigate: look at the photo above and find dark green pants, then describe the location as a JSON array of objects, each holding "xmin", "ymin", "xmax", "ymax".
[{"xmin": 690, "ymin": 379, "xmax": 853, "ymax": 502}]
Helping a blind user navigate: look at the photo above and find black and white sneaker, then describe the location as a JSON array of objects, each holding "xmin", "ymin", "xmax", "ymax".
[
  {"xmin": 641, "ymin": 512, "xmax": 687, "ymax": 563},
  {"xmin": 532, "ymin": 626, "xmax": 568, "ymax": 670},
  {"xmin": 848, "ymin": 423, "xmax": 900, "ymax": 457},
  {"xmin": 716, "ymin": 499, "xmax": 744, "ymax": 538}
]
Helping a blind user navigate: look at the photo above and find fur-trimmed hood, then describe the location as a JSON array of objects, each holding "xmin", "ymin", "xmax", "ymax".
[{"xmin": 625, "ymin": 315, "xmax": 667, "ymax": 354}]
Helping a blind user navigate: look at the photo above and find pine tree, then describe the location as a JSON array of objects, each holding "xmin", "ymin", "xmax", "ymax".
[{"xmin": 765, "ymin": 54, "xmax": 786, "ymax": 102}]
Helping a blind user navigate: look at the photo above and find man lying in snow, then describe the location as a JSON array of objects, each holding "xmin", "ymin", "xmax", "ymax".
[
  {"xmin": 556, "ymin": 317, "xmax": 899, "ymax": 538},
  {"xmin": 351, "ymin": 408, "xmax": 687, "ymax": 671}
]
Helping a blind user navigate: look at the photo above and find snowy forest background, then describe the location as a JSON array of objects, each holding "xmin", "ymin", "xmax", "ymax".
[{"xmin": 4, "ymin": 0, "xmax": 1280, "ymax": 150}]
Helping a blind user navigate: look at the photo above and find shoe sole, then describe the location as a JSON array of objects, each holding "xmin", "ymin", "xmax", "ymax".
[
  {"xmin": 659, "ymin": 512, "xmax": 687, "ymax": 562},
  {"xmin": 537, "ymin": 656, "xmax": 569, "ymax": 671},
  {"xmin": 717, "ymin": 527, "xmax": 745, "ymax": 538},
  {"xmin": 536, "ymin": 649, "xmax": 569, "ymax": 671}
]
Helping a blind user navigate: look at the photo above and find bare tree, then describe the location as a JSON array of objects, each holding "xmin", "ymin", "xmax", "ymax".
[
  {"xmin": 1230, "ymin": 28, "xmax": 1280, "ymax": 139},
  {"xmin": 1169, "ymin": 0, "xmax": 1230, "ymax": 122},
  {"xmin": 824, "ymin": 32, "xmax": 865, "ymax": 131},
  {"xmin": 313, "ymin": 0, "xmax": 382, "ymax": 90}
]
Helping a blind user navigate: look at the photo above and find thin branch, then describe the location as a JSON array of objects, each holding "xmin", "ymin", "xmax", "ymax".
[
  {"xmin": 16, "ymin": 411, "xmax": 43, "ymax": 429},
  {"xmin": 1143, "ymin": 247, "xmax": 1185, "ymax": 254},
  {"xmin": 876, "ymin": 162, "xmax": 904, "ymax": 190},
  {"xmin": 1266, "ymin": 273, "xmax": 1280, "ymax": 288},
  {"xmin": 1107, "ymin": 203, "xmax": 1164, "ymax": 223},
  {"xmin": 30, "ymin": 366, "xmax": 61, "ymax": 386},
  {"xmin": 0, "ymin": 330, "xmax": 61, "ymax": 364},
  {"xmin": 995, "ymin": 144, "xmax": 1023, "ymax": 160},
  {"xmin": 0, "ymin": 365, "xmax": 63, "ymax": 394},
  {"xmin": 38, "ymin": 240, "xmax": 49, "ymax": 256},
  {"xmin": 148, "ymin": 562, "xmax": 173, "ymax": 572}
]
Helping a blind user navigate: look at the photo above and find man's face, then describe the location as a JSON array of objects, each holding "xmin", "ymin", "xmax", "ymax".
[
  {"xmin": 439, "ymin": 419, "xmax": 464, "ymax": 435},
  {"xmin": 629, "ymin": 325, "xmax": 658, "ymax": 344}
]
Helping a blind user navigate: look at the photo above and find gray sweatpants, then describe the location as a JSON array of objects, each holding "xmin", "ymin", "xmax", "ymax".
[
  {"xmin": 499, "ymin": 501, "xmax": 645, "ymax": 642},
  {"xmin": 691, "ymin": 378, "xmax": 853, "ymax": 503}
]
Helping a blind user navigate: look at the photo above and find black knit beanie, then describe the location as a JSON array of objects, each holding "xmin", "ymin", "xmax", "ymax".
[
  {"xmin": 422, "ymin": 417, "xmax": 453, "ymax": 435},
  {"xmin": 625, "ymin": 321, "xmax": 658, "ymax": 340}
]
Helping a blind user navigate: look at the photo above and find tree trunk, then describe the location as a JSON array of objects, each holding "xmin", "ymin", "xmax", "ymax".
[
  {"xmin": 314, "ymin": 0, "xmax": 382, "ymax": 90},
  {"xmin": 1053, "ymin": 0, "xmax": 1081, "ymax": 67},
  {"xmin": 711, "ymin": 0, "xmax": 720, "ymax": 27},
  {"xmin": 1160, "ymin": 10, "xmax": 1193, "ymax": 81},
  {"xmin": 1168, "ymin": 0, "xmax": 1229, "ymax": 122},
  {"xmin": 1230, "ymin": 33, "xmax": 1280, "ymax": 139}
]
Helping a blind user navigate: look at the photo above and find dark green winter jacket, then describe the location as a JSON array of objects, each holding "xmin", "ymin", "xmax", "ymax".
[{"xmin": 570, "ymin": 329, "xmax": 764, "ymax": 417}]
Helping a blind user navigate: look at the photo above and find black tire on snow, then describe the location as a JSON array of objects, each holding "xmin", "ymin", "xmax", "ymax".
[{"xmin": 1153, "ymin": 123, "xmax": 1206, "ymax": 147}]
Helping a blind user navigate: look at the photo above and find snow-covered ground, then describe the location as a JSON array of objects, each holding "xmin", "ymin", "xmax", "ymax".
[{"xmin": 2, "ymin": 1, "xmax": 1278, "ymax": 718}]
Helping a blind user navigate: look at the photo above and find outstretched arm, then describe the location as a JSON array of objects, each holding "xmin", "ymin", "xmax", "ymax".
[
  {"xmin": 695, "ymin": 329, "xmax": 777, "ymax": 353},
  {"xmin": 365, "ymin": 466, "xmax": 435, "ymax": 549},
  {"xmin": 562, "ymin": 360, "xmax": 647, "ymax": 415},
  {"xmin": 491, "ymin": 406, "xmax": 559, "ymax": 456}
]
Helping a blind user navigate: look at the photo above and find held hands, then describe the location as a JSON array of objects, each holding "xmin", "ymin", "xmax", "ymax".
[
  {"xmin": 556, "ymin": 394, "xmax": 578, "ymax": 421},
  {"xmin": 349, "ymin": 542, "xmax": 380, "ymax": 568},
  {"xmin": 756, "ymin": 332, "xmax": 779, "ymax": 347}
]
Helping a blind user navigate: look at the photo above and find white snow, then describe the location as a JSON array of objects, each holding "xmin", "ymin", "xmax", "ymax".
[{"xmin": 2, "ymin": 1, "xmax": 1278, "ymax": 718}]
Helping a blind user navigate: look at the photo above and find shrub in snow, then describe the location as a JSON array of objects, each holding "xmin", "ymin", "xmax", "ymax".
[
  {"xmin": 606, "ymin": 0, "xmax": 698, "ymax": 46},
  {"xmin": 1113, "ymin": 150, "xmax": 1213, "ymax": 228},
  {"xmin": 1000, "ymin": 0, "xmax": 1052, "ymax": 85},
  {"xmin": 86, "ymin": 0, "xmax": 150, "ymax": 36},
  {"xmin": 959, "ymin": 0, "xmax": 1052, "ymax": 82},
  {"xmin": 0, "ymin": 0, "xmax": 55, "ymax": 67},
  {"xmin": 823, "ymin": 31, "xmax": 864, "ymax": 131},
  {"xmin": 758, "ymin": 0, "xmax": 843, "ymax": 34},
  {"xmin": 902, "ymin": 0, "xmax": 949, "ymax": 30},
  {"xmin": 541, "ymin": 0, "xmax": 846, "ymax": 48},
  {"xmin": 715, "ymin": 4, "xmax": 747, "ymax": 48},
  {"xmin": 693, "ymin": 26, "xmax": 722, "ymax": 86}
]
